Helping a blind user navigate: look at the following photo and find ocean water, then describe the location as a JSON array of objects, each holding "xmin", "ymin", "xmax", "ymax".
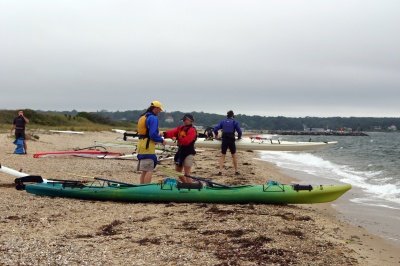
[
  {"xmin": 258, "ymin": 132, "xmax": 400, "ymax": 210},
  {"xmin": 258, "ymin": 132, "xmax": 400, "ymax": 244}
]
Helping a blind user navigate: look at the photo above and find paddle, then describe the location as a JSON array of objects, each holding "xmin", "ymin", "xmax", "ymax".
[
  {"xmin": 66, "ymin": 172, "xmax": 97, "ymax": 179},
  {"xmin": 123, "ymin": 132, "xmax": 138, "ymax": 141},
  {"xmin": 158, "ymin": 167, "xmax": 231, "ymax": 188},
  {"xmin": 185, "ymin": 175, "xmax": 231, "ymax": 188},
  {"xmin": 62, "ymin": 173, "xmax": 140, "ymax": 187},
  {"xmin": 94, "ymin": 177, "xmax": 146, "ymax": 187}
]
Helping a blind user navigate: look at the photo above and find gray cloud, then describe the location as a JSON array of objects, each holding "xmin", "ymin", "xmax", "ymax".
[{"xmin": 0, "ymin": 0, "xmax": 399, "ymax": 117}]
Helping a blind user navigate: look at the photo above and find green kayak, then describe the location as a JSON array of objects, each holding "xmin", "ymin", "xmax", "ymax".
[{"xmin": 17, "ymin": 176, "xmax": 351, "ymax": 204}]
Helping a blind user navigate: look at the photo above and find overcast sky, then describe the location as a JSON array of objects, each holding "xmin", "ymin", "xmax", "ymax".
[{"xmin": 0, "ymin": 0, "xmax": 399, "ymax": 117}]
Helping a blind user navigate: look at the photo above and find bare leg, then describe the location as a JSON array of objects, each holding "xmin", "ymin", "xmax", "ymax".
[
  {"xmin": 219, "ymin": 154, "xmax": 226, "ymax": 173},
  {"xmin": 140, "ymin": 172, "xmax": 146, "ymax": 184},
  {"xmin": 183, "ymin": 166, "xmax": 192, "ymax": 183},
  {"xmin": 175, "ymin": 165, "xmax": 185, "ymax": 183},
  {"xmin": 232, "ymin": 153, "xmax": 238, "ymax": 172},
  {"xmin": 140, "ymin": 171, "xmax": 153, "ymax": 184},
  {"xmin": 175, "ymin": 165, "xmax": 183, "ymax": 172},
  {"xmin": 143, "ymin": 172, "xmax": 153, "ymax": 184}
]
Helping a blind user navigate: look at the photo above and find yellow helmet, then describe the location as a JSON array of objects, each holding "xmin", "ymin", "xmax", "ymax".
[{"xmin": 151, "ymin": 100, "xmax": 164, "ymax": 111}]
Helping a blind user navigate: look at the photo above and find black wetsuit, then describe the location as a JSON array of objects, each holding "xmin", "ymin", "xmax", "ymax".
[
  {"xmin": 213, "ymin": 118, "xmax": 242, "ymax": 155},
  {"xmin": 13, "ymin": 116, "xmax": 26, "ymax": 139}
]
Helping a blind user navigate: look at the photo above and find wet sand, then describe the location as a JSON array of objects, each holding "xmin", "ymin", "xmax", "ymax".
[
  {"xmin": 0, "ymin": 131, "xmax": 399, "ymax": 265},
  {"xmin": 277, "ymin": 167, "xmax": 400, "ymax": 247}
]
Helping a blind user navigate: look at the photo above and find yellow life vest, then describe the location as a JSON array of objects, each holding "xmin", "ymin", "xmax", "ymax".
[{"xmin": 137, "ymin": 113, "xmax": 156, "ymax": 154}]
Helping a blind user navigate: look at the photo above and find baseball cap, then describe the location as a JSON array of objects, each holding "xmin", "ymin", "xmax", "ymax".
[
  {"xmin": 182, "ymin": 113, "xmax": 194, "ymax": 122},
  {"xmin": 151, "ymin": 100, "xmax": 164, "ymax": 111}
]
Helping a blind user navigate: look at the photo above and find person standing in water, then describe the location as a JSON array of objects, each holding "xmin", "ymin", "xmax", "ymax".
[
  {"xmin": 136, "ymin": 101, "xmax": 166, "ymax": 184},
  {"xmin": 213, "ymin": 110, "xmax": 242, "ymax": 175}
]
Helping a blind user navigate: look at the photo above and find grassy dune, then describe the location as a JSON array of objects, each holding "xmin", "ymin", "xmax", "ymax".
[{"xmin": 0, "ymin": 109, "xmax": 135, "ymax": 133}]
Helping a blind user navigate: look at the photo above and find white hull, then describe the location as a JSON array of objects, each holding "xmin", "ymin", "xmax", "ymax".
[
  {"xmin": 0, "ymin": 164, "xmax": 51, "ymax": 183},
  {"xmin": 123, "ymin": 136, "xmax": 337, "ymax": 151},
  {"xmin": 0, "ymin": 165, "xmax": 29, "ymax": 177},
  {"xmin": 165, "ymin": 138, "xmax": 337, "ymax": 151},
  {"xmin": 49, "ymin": 130, "xmax": 84, "ymax": 135},
  {"xmin": 111, "ymin": 129, "xmax": 127, "ymax": 134}
]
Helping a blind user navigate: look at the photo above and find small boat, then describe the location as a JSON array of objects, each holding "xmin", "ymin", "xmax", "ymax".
[
  {"xmin": 111, "ymin": 129, "xmax": 127, "ymax": 134},
  {"xmin": 13, "ymin": 175, "xmax": 351, "ymax": 204},
  {"xmin": 33, "ymin": 147, "xmax": 173, "ymax": 161},
  {"xmin": 49, "ymin": 130, "xmax": 84, "ymax": 135},
  {"xmin": 123, "ymin": 133, "xmax": 337, "ymax": 152},
  {"xmin": 33, "ymin": 150, "xmax": 123, "ymax": 158},
  {"xmin": 179, "ymin": 138, "xmax": 338, "ymax": 152}
]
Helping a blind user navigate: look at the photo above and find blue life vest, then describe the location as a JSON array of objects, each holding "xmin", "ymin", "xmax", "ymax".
[
  {"xmin": 221, "ymin": 118, "xmax": 235, "ymax": 133},
  {"xmin": 214, "ymin": 118, "xmax": 242, "ymax": 139}
]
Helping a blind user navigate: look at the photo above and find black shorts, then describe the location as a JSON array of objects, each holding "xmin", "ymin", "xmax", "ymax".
[
  {"xmin": 221, "ymin": 138, "xmax": 236, "ymax": 154},
  {"xmin": 15, "ymin": 131, "xmax": 25, "ymax": 140}
]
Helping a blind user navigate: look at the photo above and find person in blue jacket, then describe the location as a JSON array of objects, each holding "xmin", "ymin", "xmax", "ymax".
[{"xmin": 213, "ymin": 110, "xmax": 242, "ymax": 175}]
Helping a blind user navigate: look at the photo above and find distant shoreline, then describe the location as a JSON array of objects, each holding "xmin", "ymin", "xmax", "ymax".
[
  {"xmin": 1, "ymin": 109, "xmax": 399, "ymax": 133},
  {"xmin": 266, "ymin": 130, "xmax": 369, "ymax": 136}
]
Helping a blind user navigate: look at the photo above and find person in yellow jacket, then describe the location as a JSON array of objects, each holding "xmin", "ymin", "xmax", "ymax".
[{"xmin": 137, "ymin": 101, "xmax": 166, "ymax": 184}]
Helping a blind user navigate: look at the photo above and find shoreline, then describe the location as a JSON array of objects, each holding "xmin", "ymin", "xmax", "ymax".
[
  {"xmin": 260, "ymin": 152, "xmax": 400, "ymax": 248},
  {"xmin": 0, "ymin": 132, "xmax": 399, "ymax": 265},
  {"xmin": 275, "ymin": 166, "xmax": 400, "ymax": 247},
  {"xmin": 251, "ymin": 155, "xmax": 400, "ymax": 264}
]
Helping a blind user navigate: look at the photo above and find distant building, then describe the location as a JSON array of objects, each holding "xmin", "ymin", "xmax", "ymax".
[
  {"xmin": 336, "ymin": 127, "xmax": 353, "ymax": 133},
  {"xmin": 373, "ymin": 126, "xmax": 382, "ymax": 130},
  {"xmin": 165, "ymin": 116, "xmax": 174, "ymax": 123},
  {"xmin": 194, "ymin": 125, "xmax": 204, "ymax": 131},
  {"xmin": 309, "ymin": 128, "xmax": 325, "ymax": 133},
  {"xmin": 388, "ymin": 125, "xmax": 397, "ymax": 131},
  {"xmin": 306, "ymin": 127, "xmax": 331, "ymax": 133}
]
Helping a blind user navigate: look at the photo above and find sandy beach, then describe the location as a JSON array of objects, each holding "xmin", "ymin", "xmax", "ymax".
[{"xmin": 0, "ymin": 131, "xmax": 399, "ymax": 265}]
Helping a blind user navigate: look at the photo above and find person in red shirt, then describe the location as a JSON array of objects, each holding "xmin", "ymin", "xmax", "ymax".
[{"xmin": 164, "ymin": 114, "xmax": 197, "ymax": 183}]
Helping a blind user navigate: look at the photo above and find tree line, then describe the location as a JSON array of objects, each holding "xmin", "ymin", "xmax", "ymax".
[
  {"xmin": 1, "ymin": 109, "xmax": 399, "ymax": 131},
  {"xmin": 96, "ymin": 110, "xmax": 399, "ymax": 131}
]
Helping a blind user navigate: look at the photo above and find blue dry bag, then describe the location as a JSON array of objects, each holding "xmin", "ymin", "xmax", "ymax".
[{"xmin": 13, "ymin": 138, "xmax": 25, "ymax": 154}]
